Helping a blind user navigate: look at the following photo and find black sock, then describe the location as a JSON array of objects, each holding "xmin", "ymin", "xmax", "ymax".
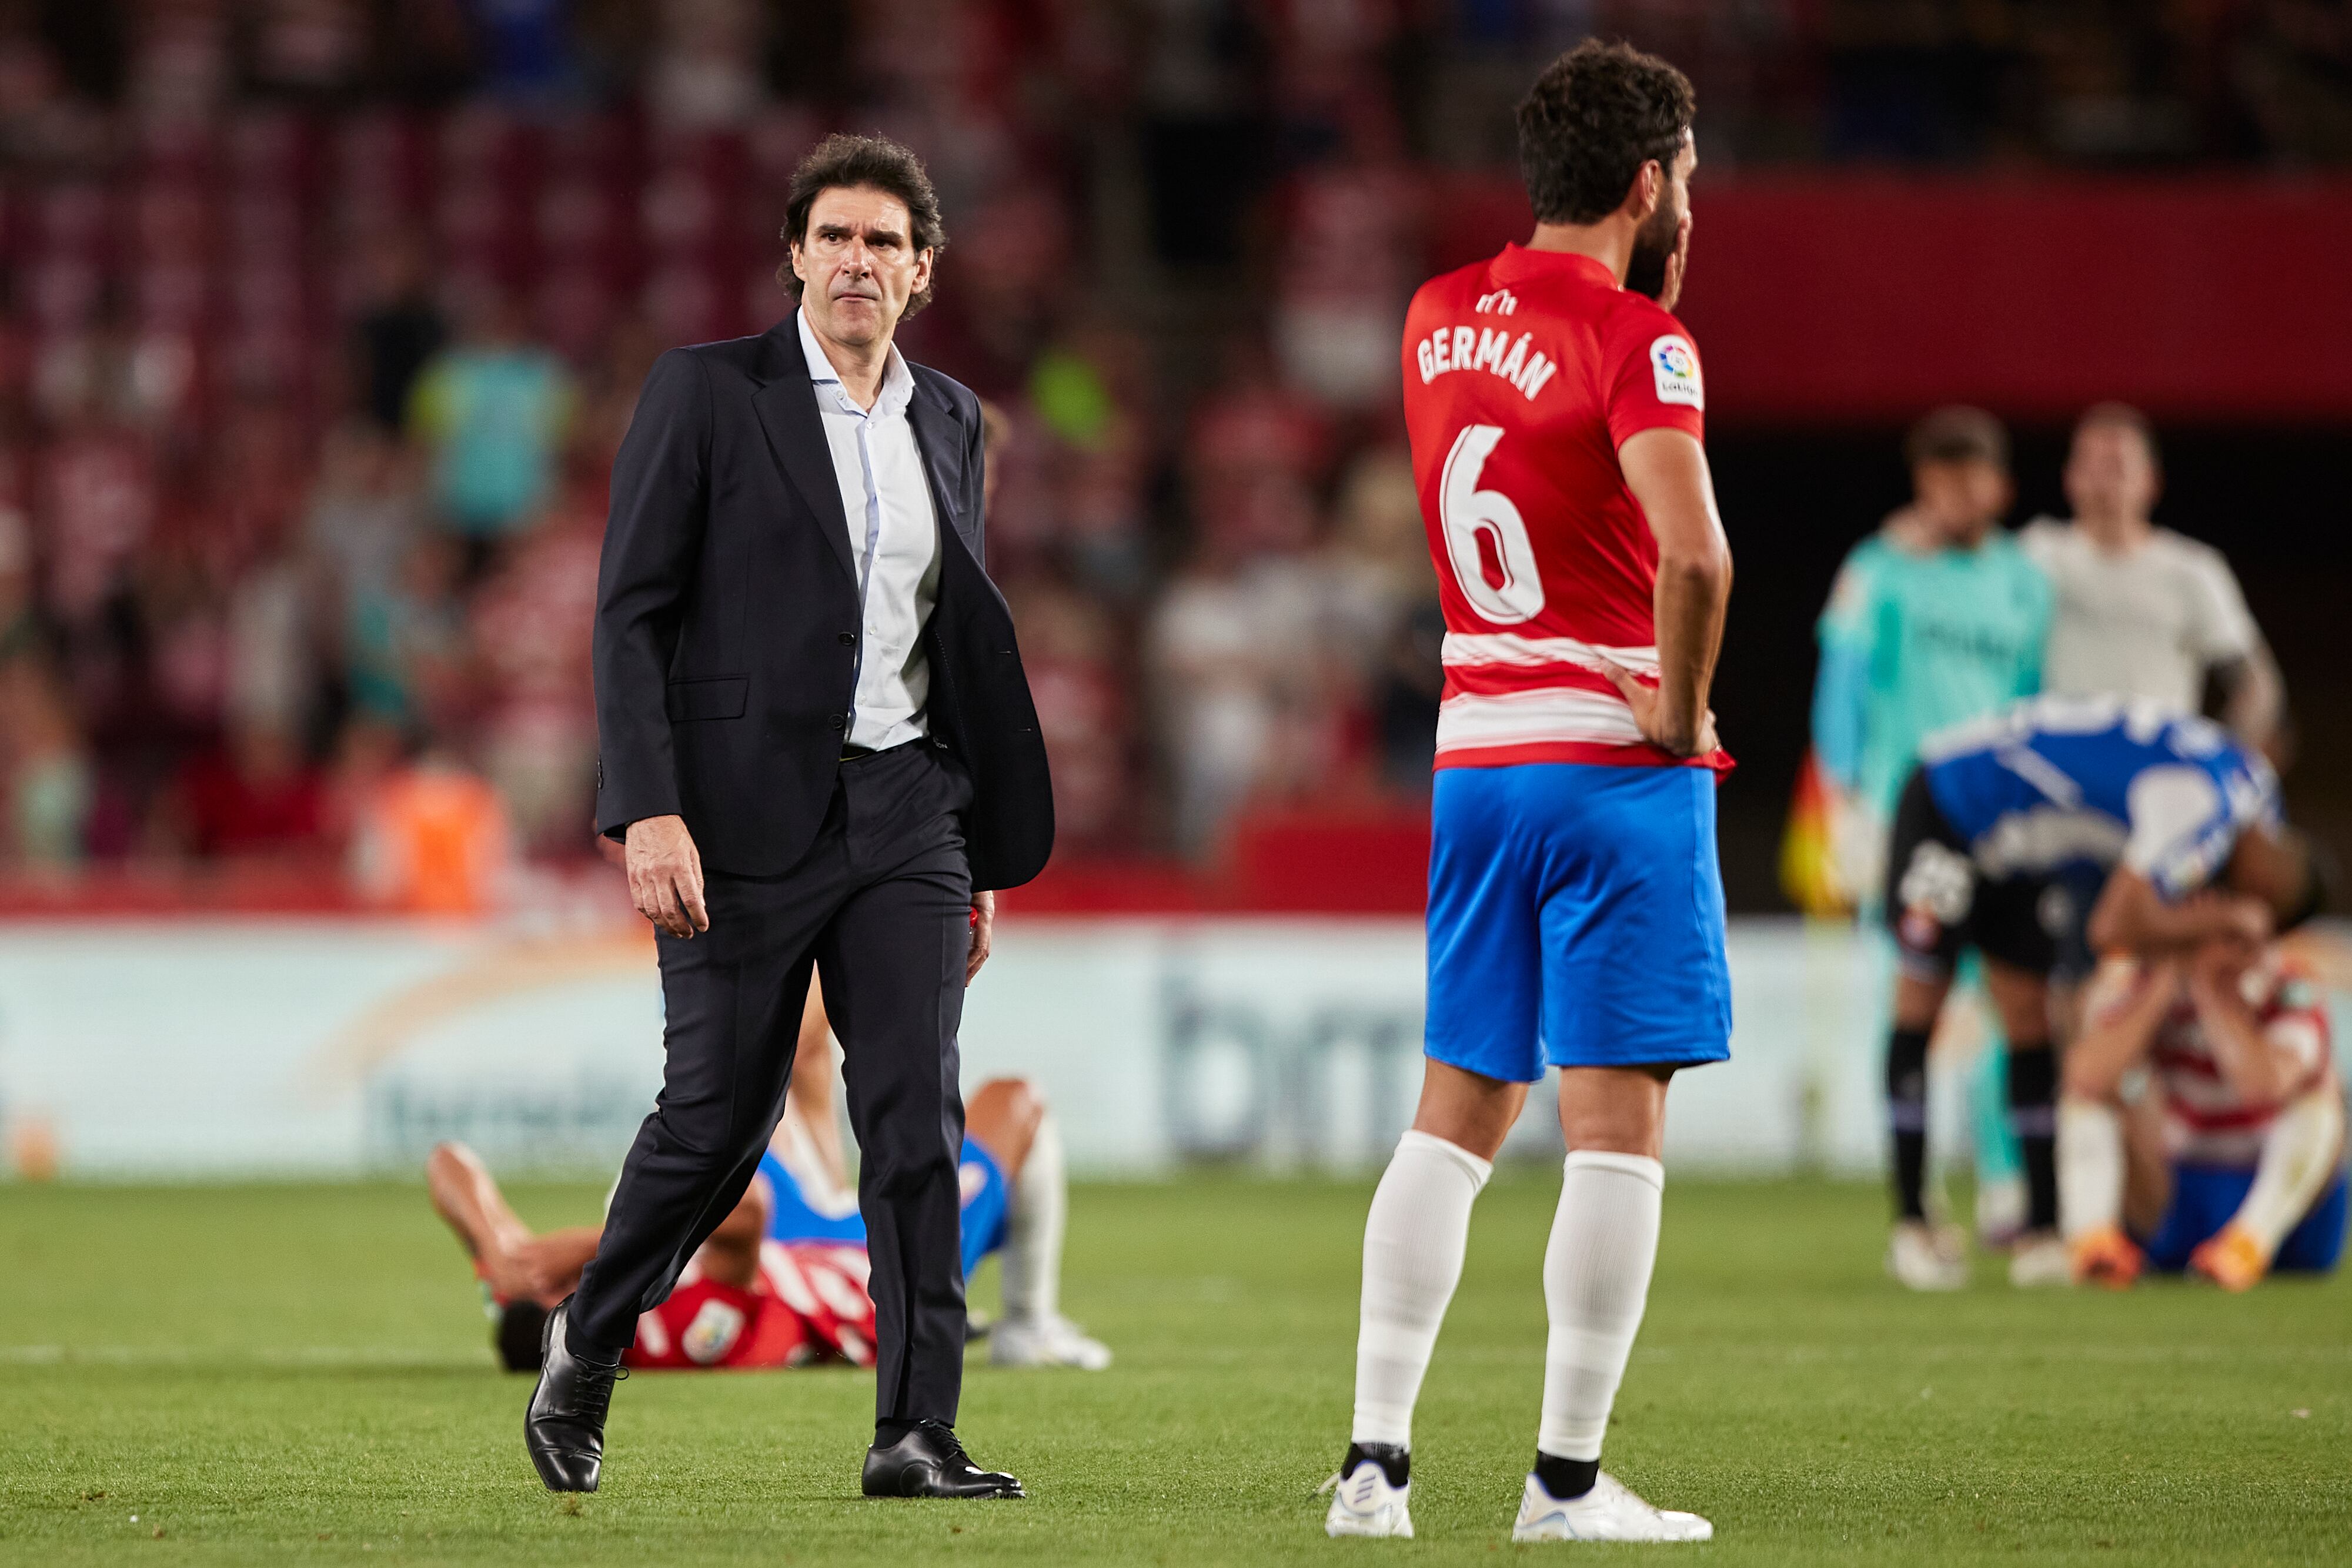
[
  {"xmin": 561, "ymin": 1310, "xmax": 622, "ymax": 1368},
  {"xmin": 1343, "ymin": 1442, "xmax": 1409, "ymax": 1487},
  {"xmin": 1886, "ymin": 1026, "xmax": 1932, "ymax": 1222},
  {"xmin": 1534, "ymin": 1451, "xmax": 1599, "ymax": 1501},
  {"xmin": 2007, "ymin": 1043, "xmax": 2059, "ymax": 1232}
]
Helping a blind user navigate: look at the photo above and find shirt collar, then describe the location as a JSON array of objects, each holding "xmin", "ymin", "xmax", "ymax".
[
  {"xmin": 797, "ymin": 307, "xmax": 914, "ymax": 418},
  {"xmin": 1489, "ymin": 243, "xmax": 1619, "ymax": 292}
]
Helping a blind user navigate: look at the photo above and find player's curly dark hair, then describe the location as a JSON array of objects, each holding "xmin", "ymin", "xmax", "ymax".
[
  {"xmin": 778, "ymin": 133, "xmax": 948, "ymax": 319},
  {"xmin": 1516, "ymin": 40, "xmax": 1696, "ymax": 227}
]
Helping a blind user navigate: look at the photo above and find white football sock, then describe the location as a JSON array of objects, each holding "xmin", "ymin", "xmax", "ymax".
[
  {"xmin": 1351, "ymin": 1129, "xmax": 1492, "ymax": 1448},
  {"xmin": 1000, "ymin": 1111, "xmax": 1067, "ymax": 1325},
  {"xmin": 1537, "ymin": 1149, "xmax": 1663, "ymax": 1462},
  {"xmin": 2057, "ymin": 1096, "xmax": 2126, "ymax": 1241},
  {"xmin": 2233, "ymin": 1088, "xmax": 2346, "ymax": 1256}
]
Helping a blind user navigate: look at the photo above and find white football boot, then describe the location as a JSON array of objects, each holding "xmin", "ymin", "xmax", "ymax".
[
  {"xmin": 2007, "ymin": 1233, "xmax": 2071, "ymax": 1288},
  {"xmin": 989, "ymin": 1314, "xmax": 1112, "ymax": 1370},
  {"xmin": 1887, "ymin": 1220, "xmax": 1969, "ymax": 1290},
  {"xmin": 1512, "ymin": 1470, "xmax": 1713, "ymax": 1543},
  {"xmin": 1322, "ymin": 1446, "xmax": 1412, "ymax": 1539},
  {"xmin": 1974, "ymin": 1174, "xmax": 2028, "ymax": 1249}
]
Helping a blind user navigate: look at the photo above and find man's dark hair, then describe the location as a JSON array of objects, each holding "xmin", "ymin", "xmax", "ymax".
[
  {"xmin": 778, "ymin": 133, "xmax": 948, "ymax": 319},
  {"xmin": 1906, "ymin": 404, "xmax": 2010, "ymax": 472},
  {"xmin": 1517, "ymin": 40, "xmax": 1695, "ymax": 227}
]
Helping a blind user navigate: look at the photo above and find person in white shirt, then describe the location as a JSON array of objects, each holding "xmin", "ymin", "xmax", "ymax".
[{"xmin": 2022, "ymin": 403, "xmax": 2284, "ymax": 757}]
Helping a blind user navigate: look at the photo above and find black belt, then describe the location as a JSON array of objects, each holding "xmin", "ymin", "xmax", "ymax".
[{"xmin": 839, "ymin": 737, "xmax": 930, "ymax": 764}]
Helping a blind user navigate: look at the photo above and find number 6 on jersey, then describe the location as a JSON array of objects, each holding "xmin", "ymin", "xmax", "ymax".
[{"xmin": 1439, "ymin": 424, "xmax": 1545, "ymax": 624}]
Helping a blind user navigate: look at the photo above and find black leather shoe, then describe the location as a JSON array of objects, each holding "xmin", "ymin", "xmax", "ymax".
[
  {"xmin": 525, "ymin": 1298, "xmax": 625, "ymax": 1492},
  {"xmin": 861, "ymin": 1420, "xmax": 1025, "ymax": 1499}
]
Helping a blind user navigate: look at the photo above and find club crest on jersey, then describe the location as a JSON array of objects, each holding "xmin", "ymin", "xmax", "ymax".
[
  {"xmin": 680, "ymin": 1298, "xmax": 748, "ymax": 1364},
  {"xmin": 1414, "ymin": 325, "xmax": 1557, "ymax": 402},
  {"xmin": 1649, "ymin": 335, "xmax": 1702, "ymax": 408}
]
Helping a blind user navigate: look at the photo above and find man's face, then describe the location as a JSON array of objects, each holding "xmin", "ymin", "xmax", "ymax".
[
  {"xmin": 790, "ymin": 185, "xmax": 933, "ymax": 349},
  {"xmin": 2064, "ymin": 422, "xmax": 2159, "ymax": 522},
  {"xmin": 1625, "ymin": 136, "xmax": 1694, "ymax": 304},
  {"xmin": 1912, "ymin": 458, "xmax": 2011, "ymax": 546}
]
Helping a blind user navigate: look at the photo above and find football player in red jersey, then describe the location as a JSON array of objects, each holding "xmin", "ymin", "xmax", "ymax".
[
  {"xmin": 2059, "ymin": 940, "xmax": 2344, "ymax": 1292},
  {"xmin": 429, "ymin": 1011, "xmax": 1107, "ymax": 1376},
  {"xmin": 1324, "ymin": 41, "xmax": 1730, "ymax": 1544}
]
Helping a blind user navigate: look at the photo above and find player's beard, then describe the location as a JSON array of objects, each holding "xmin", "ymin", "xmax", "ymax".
[{"xmin": 1623, "ymin": 193, "xmax": 1682, "ymax": 302}]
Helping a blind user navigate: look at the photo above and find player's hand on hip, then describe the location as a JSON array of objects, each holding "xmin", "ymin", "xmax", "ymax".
[
  {"xmin": 967, "ymin": 890, "xmax": 995, "ymax": 984},
  {"xmin": 1593, "ymin": 654, "xmax": 1718, "ymax": 758},
  {"xmin": 624, "ymin": 814, "xmax": 709, "ymax": 938}
]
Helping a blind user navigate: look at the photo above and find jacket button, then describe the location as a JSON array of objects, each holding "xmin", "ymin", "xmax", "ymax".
[
  {"xmin": 838, "ymin": 631, "xmax": 856, "ymax": 645},
  {"xmin": 829, "ymin": 714, "xmax": 846, "ymax": 731}
]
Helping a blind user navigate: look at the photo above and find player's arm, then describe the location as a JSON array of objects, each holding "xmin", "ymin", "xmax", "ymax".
[
  {"xmin": 2184, "ymin": 951, "xmax": 2312, "ymax": 1106},
  {"xmin": 2086, "ymin": 869, "xmax": 2270, "ymax": 959},
  {"xmin": 2190, "ymin": 554, "xmax": 2284, "ymax": 755},
  {"xmin": 2063, "ymin": 956, "xmax": 2180, "ymax": 1101},
  {"xmin": 1611, "ymin": 427, "xmax": 1731, "ymax": 757},
  {"xmin": 2209, "ymin": 644, "xmax": 2284, "ymax": 760},
  {"xmin": 1809, "ymin": 551, "xmax": 1877, "ymax": 794}
]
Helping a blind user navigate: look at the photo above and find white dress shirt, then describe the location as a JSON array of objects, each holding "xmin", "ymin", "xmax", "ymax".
[{"xmin": 799, "ymin": 310, "xmax": 941, "ymax": 752}]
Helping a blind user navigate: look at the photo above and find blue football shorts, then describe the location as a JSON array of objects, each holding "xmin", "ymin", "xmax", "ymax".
[
  {"xmin": 760, "ymin": 1136, "xmax": 1013, "ymax": 1279},
  {"xmin": 1425, "ymin": 761, "xmax": 1733, "ymax": 1082},
  {"xmin": 2140, "ymin": 1164, "xmax": 2347, "ymax": 1275}
]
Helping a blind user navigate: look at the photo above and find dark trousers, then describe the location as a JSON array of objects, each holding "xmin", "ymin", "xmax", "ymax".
[{"xmin": 572, "ymin": 741, "xmax": 976, "ymax": 1426}]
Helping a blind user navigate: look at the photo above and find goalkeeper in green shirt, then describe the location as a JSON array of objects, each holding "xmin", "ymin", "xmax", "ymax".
[{"xmin": 1810, "ymin": 407, "xmax": 2054, "ymax": 1288}]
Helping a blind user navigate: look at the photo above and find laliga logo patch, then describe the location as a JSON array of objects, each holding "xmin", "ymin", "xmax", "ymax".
[
  {"xmin": 1649, "ymin": 335, "xmax": 1702, "ymax": 409},
  {"xmin": 681, "ymin": 1298, "xmax": 748, "ymax": 1365}
]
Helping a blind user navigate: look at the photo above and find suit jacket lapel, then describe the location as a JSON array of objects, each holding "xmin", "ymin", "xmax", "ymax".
[
  {"xmin": 906, "ymin": 384, "xmax": 965, "ymax": 549},
  {"xmin": 750, "ymin": 322, "xmax": 858, "ymax": 587}
]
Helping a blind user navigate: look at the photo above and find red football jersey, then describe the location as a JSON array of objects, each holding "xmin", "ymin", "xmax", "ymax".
[
  {"xmin": 1400, "ymin": 244, "xmax": 1730, "ymax": 773},
  {"xmin": 2141, "ymin": 956, "xmax": 2334, "ymax": 1168},
  {"xmin": 622, "ymin": 1242, "xmax": 878, "ymax": 1371}
]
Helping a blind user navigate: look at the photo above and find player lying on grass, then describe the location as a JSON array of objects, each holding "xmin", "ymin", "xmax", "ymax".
[
  {"xmin": 1880, "ymin": 694, "xmax": 2326, "ymax": 1291},
  {"xmin": 430, "ymin": 1040, "xmax": 1109, "ymax": 1373},
  {"xmin": 2059, "ymin": 940, "xmax": 2345, "ymax": 1290}
]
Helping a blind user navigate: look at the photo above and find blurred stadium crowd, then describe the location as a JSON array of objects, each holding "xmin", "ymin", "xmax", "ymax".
[{"xmin": 0, "ymin": 0, "xmax": 2348, "ymax": 907}]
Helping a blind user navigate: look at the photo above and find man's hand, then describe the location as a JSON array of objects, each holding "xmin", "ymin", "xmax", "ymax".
[
  {"xmin": 625, "ymin": 814, "xmax": 709, "ymax": 938},
  {"xmin": 967, "ymin": 890, "xmax": 995, "ymax": 983},
  {"xmin": 1593, "ymin": 655, "xmax": 1719, "ymax": 758},
  {"xmin": 1655, "ymin": 212, "xmax": 1692, "ymax": 313}
]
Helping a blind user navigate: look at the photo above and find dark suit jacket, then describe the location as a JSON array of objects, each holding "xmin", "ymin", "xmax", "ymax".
[{"xmin": 592, "ymin": 313, "xmax": 1054, "ymax": 890}]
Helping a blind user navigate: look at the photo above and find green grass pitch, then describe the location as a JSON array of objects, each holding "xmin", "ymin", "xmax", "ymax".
[{"xmin": 2, "ymin": 1173, "xmax": 2347, "ymax": 1565}]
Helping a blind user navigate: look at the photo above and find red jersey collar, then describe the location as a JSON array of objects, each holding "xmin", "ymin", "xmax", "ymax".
[{"xmin": 1492, "ymin": 243, "xmax": 1619, "ymax": 290}]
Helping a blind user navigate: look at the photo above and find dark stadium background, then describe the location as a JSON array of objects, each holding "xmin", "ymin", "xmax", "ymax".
[{"xmin": 0, "ymin": 0, "xmax": 2343, "ymax": 917}]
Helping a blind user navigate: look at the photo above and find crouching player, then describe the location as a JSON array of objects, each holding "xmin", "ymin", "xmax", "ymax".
[
  {"xmin": 1882, "ymin": 694, "xmax": 2326, "ymax": 1287},
  {"xmin": 2060, "ymin": 941, "xmax": 2345, "ymax": 1290},
  {"xmin": 429, "ymin": 1071, "xmax": 1111, "ymax": 1373}
]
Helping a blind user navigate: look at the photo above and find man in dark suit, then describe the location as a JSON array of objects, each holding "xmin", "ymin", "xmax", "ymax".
[{"xmin": 527, "ymin": 134, "xmax": 1053, "ymax": 1500}]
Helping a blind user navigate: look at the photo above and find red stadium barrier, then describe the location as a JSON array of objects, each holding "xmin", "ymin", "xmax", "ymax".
[
  {"xmin": 0, "ymin": 814, "xmax": 1437, "ymax": 920},
  {"xmin": 1439, "ymin": 175, "xmax": 2352, "ymax": 423}
]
